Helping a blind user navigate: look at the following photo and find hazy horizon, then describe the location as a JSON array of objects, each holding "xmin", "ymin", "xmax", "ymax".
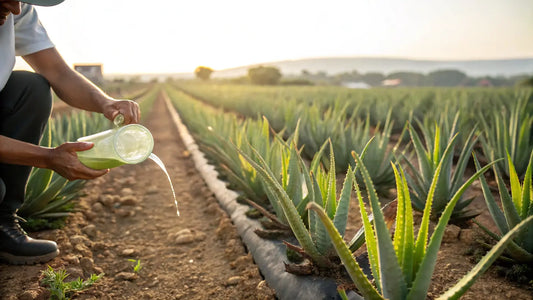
[{"xmin": 14, "ymin": 0, "xmax": 533, "ymax": 74}]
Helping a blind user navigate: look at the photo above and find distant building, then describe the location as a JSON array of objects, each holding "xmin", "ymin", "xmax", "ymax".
[
  {"xmin": 382, "ymin": 78, "xmax": 402, "ymax": 87},
  {"xmin": 477, "ymin": 79, "xmax": 492, "ymax": 87},
  {"xmin": 342, "ymin": 81, "xmax": 371, "ymax": 89},
  {"xmin": 74, "ymin": 63, "xmax": 103, "ymax": 85}
]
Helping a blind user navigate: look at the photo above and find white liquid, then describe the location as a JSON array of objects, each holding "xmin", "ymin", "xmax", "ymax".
[{"xmin": 149, "ymin": 153, "xmax": 179, "ymax": 216}]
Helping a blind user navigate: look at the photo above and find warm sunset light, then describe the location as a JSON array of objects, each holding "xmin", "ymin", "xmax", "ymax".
[{"xmin": 14, "ymin": 0, "xmax": 533, "ymax": 74}]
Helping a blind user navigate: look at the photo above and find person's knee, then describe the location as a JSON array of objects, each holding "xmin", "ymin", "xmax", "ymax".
[
  {"xmin": 26, "ymin": 72, "xmax": 52, "ymax": 117},
  {"xmin": 15, "ymin": 71, "xmax": 52, "ymax": 122}
]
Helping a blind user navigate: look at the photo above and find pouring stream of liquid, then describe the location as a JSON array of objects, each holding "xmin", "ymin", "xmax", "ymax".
[{"xmin": 148, "ymin": 153, "xmax": 179, "ymax": 216}]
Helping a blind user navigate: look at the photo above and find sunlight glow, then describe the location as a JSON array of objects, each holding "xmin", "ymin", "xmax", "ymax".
[{"xmin": 13, "ymin": 0, "xmax": 533, "ymax": 74}]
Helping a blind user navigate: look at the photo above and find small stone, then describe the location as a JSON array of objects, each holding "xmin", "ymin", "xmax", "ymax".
[
  {"xmin": 92, "ymin": 242, "xmax": 107, "ymax": 251},
  {"xmin": 148, "ymin": 279, "xmax": 160, "ymax": 288},
  {"xmin": 230, "ymin": 255, "xmax": 252, "ymax": 271},
  {"xmin": 121, "ymin": 187, "xmax": 134, "ymax": 196},
  {"xmin": 80, "ymin": 257, "xmax": 95, "ymax": 274},
  {"xmin": 121, "ymin": 249, "xmax": 136, "ymax": 256},
  {"xmin": 70, "ymin": 235, "xmax": 89, "ymax": 246},
  {"xmin": 175, "ymin": 234, "xmax": 194, "ymax": 245},
  {"xmin": 194, "ymin": 231, "xmax": 207, "ymax": 242},
  {"xmin": 18, "ymin": 288, "xmax": 46, "ymax": 300},
  {"xmin": 74, "ymin": 244, "xmax": 92, "ymax": 257},
  {"xmin": 82, "ymin": 224, "xmax": 97, "ymax": 238},
  {"xmin": 120, "ymin": 195, "xmax": 138, "ymax": 206},
  {"xmin": 65, "ymin": 267, "xmax": 84, "ymax": 280},
  {"xmin": 256, "ymin": 280, "xmax": 276, "ymax": 298},
  {"xmin": 146, "ymin": 186, "xmax": 159, "ymax": 195},
  {"xmin": 204, "ymin": 203, "xmax": 220, "ymax": 215},
  {"xmin": 100, "ymin": 194, "xmax": 115, "ymax": 207},
  {"xmin": 84, "ymin": 210, "xmax": 97, "ymax": 221},
  {"xmin": 91, "ymin": 202, "xmax": 104, "ymax": 212},
  {"xmin": 63, "ymin": 254, "xmax": 79, "ymax": 265},
  {"xmin": 115, "ymin": 208, "xmax": 132, "ymax": 217},
  {"xmin": 442, "ymin": 225, "xmax": 461, "ymax": 243},
  {"xmin": 226, "ymin": 276, "xmax": 243, "ymax": 286},
  {"xmin": 176, "ymin": 229, "xmax": 192, "ymax": 236},
  {"xmin": 115, "ymin": 272, "xmax": 138, "ymax": 281},
  {"xmin": 459, "ymin": 228, "xmax": 474, "ymax": 244}
]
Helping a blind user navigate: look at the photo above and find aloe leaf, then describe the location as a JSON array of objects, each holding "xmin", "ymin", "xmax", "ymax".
[
  {"xmin": 408, "ymin": 124, "xmax": 432, "ymax": 180},
  {"xmin": 325, "ymin": 141, "xmax": 337, "ymax": 218},
  {"xmin": 392, "ymin": 164, "xmax": 415, "ymax": 285},
  {"xmin": 508, "ymin": 152, "xmax": 523, "ymax": 215},
  {"xmin": 25, "ymin": 167, "xmax": 53, "ymax": 201},
  {"xmin": 352, "ymin": 151, "xmax": 406, "ymax": 300},
  {"xmin": 408, "ymin": 158, "xmax": 497, "ymax": 299},
  {"xmin": 333, "ymin": 166, "xmax": 354, "ymax": 237},
  {"xmin": 308, "ymin": 172, "xmax": 325, "ymax": 247},
  {"xmin": 474, "ymin": 154, "xmax": 509, "ymax": 235},
  {"xmin": 519, "ymin": 151, "xmax": 533, "ymax": 219},
  {"xmin": 474, "ymin": 219, "xmax": 533, "ymax": 263},
  {"xmin": 307, "ymin": 202, "xmax": 384, "ymax": 300},
  {"xmin": 354, "ymin": 176, "xmax": 380, "ymax": 291},
  {"xmin": 286, "ymin": 146, "xmax": 303, "ymax": 207},
  {"xmin": 450, "ymin": 127, "xmax": 477, "ymax": 193},
  {"xmin": 437, "ymin": 215, "xmax": 533, "ymax": 300},
  {"xmin": 20, "ymin": 176, "xmax": 68, "ymax": 216},
  {"xmin": 495, "ymin": 159, "xmax": 522, "ymax": 229},
  {"xmin": 236, "ymin": 145, "xmax": 327, "ymax": 266},
  {"xmin": 412, "ymin": 156, "xmax": 441, "ymax": 276},
  {"xmin": 310, "ymin": 140, "xmax": 329, "ymax": 174}
]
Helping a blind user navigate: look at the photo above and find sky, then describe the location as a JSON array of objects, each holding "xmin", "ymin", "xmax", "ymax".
[{"xmin": 15, "ymin": 0, "xmax": 533, "ymax": 74}]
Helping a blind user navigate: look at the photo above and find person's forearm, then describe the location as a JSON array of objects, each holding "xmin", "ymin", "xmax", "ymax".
[
  {"xmin": 23, "ymin": 48, "xmax": 114, "ymax": 113},
  {"xmin": 0, "ymin": 135, "xmax": 51, "ymax": 168},
  {"xmin": 49, "ymin": 67, "xmax": 113, "ymax": 113}
]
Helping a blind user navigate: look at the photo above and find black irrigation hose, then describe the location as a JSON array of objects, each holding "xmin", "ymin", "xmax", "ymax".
[{"xmin": 163, "ymin": 92, "xmax": 362, "ymax": 300}]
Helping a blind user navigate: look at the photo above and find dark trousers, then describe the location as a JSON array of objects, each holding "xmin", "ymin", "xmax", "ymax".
[{"xmin": 0, "ymin": 71, "xmax": 52, "ymax": 215}]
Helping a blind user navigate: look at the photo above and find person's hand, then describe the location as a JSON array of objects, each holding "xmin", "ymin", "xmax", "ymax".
[
  {"xmin": 102, "ymin": 99, "xmax": 141, "ymax": 125},
  {"xmin": 47, "ymin": 142, "xmax": 109, "ymax": 180}
]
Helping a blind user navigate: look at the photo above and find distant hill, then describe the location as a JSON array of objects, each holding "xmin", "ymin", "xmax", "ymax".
[{"xmin": 212, "ymin": 57, "xmax": 533, "ymax": 78}]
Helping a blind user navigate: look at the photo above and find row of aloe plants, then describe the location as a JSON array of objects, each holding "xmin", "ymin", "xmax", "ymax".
[
  {"xmin": 20, "ymin": 84, "xmax": 160, "ymax": 230},
  {"xmin": 174, "ymin": 82, "xmax": 533, "ymax": 179},
  {"xmin": 19, "ymin": 111, "xmax": 111, "ymax": 230},
  {"xmin": 167, "ymin": 84, "xmax": 533, "ymax": 297}
]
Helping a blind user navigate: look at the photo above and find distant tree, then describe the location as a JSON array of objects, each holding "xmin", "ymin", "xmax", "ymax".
[
  {"xmin": 427, "ymin": 69, "xmax": 467, "ymax": 86},
  {"xmin": 386, "ymin": 72, "xmax": 425, "ymax": 86},
  {"xmin": 248, "ymin": 66, "xmax": 282, "ymax": 85},
  {"xmin": 195, "ymin": 66, "xmax": 214, "ymax": 81},
  {"xmin": 362, "ymin": 72, "xmax": 385, "ymax": 86},
  {"xmin": 518, "ymin": 76, "xmax": 533, "ymax": 87}
]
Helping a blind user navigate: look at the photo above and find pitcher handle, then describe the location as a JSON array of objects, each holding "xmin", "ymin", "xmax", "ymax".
[{"xmin": 113, "ymin": 114, "xmax": 125, "ymax": 127}]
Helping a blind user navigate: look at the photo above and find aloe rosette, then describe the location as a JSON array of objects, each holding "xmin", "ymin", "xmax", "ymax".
[
  {"xmin": 236, "ymin": 140, "xmax": 372, "ymax": 267},
  {"xmin": 308, "ymin": 151, "xmax": 530, "ymax": 299},
  {"xmin": 475, "ymin": 150, "xmax": 533, "ymax": 263}
]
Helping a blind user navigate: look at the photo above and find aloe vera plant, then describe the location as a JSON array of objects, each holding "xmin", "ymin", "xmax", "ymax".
[
  {"xmin": 401, "ymin": 115, "xmax": 479, "ymax": 222},
  {"xmin": 479, "ymin": 91, "xmax": 533, "ymax": 178},
  {"xmin": 307, "ymin": 151, "xmax": 528, "ymax": 299},
  {"xmin": 236, "ymin": 140, "xmax": 370, "ymax": 267},
  {"xmin": 19, "ymin": 111, "xmax": 110, "ymax": 227},
  {"xmin": 475, "ymin": 150, "xmax": 533, "ymax": 263}
]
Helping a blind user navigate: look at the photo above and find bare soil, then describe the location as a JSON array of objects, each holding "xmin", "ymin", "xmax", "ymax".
[
  {"xmin": 0, "ymin": 93, "xmax": 532, "ymax": 300},
  {"xmin": 0, "ymin": 94, "xmax": 275, "ymax": 300}
]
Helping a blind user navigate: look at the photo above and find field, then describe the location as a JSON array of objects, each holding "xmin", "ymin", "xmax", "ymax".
[{"xmin": 1, "ymin": 82, "xmax": 532, "ymax": 299}]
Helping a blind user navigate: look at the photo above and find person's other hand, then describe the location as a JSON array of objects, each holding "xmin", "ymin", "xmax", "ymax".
[
  {"xmin": 103, "ymin": 99, "xmax": 141, "ymax": 125},
  {"xmin": 48, "ymin": 142, "xmax": 109, "ymax": 180}
]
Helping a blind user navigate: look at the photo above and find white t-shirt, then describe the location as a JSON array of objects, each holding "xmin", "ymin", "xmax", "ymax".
[{"xmin": 0, "ymin": 4, "xmax": 54, "ymax": 91}]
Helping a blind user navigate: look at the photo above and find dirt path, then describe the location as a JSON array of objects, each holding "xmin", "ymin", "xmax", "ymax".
[{"xmin": 0, "ymin": 94, "xmax": 275, "ymax": 299}]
